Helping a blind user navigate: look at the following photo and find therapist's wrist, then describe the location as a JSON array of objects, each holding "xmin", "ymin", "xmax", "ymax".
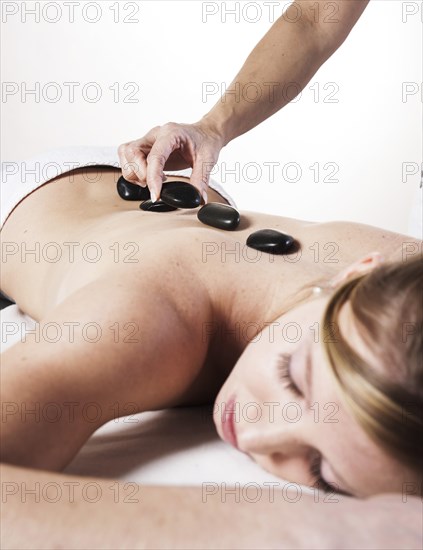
[{"xmin": 197, "ymin": 111, "xmax": 234, "ymax": 149}]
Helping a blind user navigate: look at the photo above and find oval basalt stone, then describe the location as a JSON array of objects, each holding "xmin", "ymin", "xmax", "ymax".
[
  {"xmin": 197, "ymin": 203, "xmax": 240, "ymax": 231},
  {"xmin": 160, "ymin": 180, "xmax": 202, "ymax": 209},
  {"xmin": 117, "ymin": 176, "xmax": 151, "ymax": 201},
  {"xmin": 140, "ymin": 199, "xmax": 178, "ymax": 212},
  {"xmin": 246, "ymin": 229, "xmax": 294, "ymax": 255}
]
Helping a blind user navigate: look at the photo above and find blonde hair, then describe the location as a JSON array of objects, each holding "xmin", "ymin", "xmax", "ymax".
[{"xmin": 319, "ymin": 255, "xmax": 423, "ymax": 477}]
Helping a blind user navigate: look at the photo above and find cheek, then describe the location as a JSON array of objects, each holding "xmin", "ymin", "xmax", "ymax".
[
  {"xmin": 218, "ymin": 299, "xmax": 326, "ymax": 403},
  {"xmin": 221, "ymin": 342, "xmax": 269, "ymax": 395},
  {"xmin": 248, "ymin": 451, "xmax": 313, "ymax": 488}
]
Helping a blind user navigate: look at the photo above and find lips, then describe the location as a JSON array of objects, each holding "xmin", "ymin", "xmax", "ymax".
[{"xmin": 221, "ymin": 395, "xmax": 239, "ymax": 449}]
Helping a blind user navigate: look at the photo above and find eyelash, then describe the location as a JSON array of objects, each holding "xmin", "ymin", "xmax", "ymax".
[
  {"xmin": 277, "ymin": 353, "xmax": 302, "ymax": 397},
  {"xmin": 277, "ymin": 353, "xmax": 336, "ymax": 494},
  {"xmin": 309, "ymin": 453, "xmax": 336, "ymax": 494}
]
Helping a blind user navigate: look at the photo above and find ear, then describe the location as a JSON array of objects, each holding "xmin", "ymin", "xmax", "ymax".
[{"xmin": 329, "ymin": 252, "xmax": 385, "ymax": 288}]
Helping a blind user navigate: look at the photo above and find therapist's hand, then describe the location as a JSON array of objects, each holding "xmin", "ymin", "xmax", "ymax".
[{"xmin": 117, "ymin": 120, "xmax": 224, "ymax": 203}]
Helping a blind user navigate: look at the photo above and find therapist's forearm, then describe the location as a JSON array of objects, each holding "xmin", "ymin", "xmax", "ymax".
[
  {"xmin": 2, "ymin": 462, "xmax": 422, "ymax": 550},
  {"xmin": 201, "ymin": 1, "xmax": 368, "ymax": 146}
]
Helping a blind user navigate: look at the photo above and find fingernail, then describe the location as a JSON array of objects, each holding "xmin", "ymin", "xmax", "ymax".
[
  {"xmin": 202, "ymin": 190, "xmax": 208, "ymax": 204},
  {"xmin": 151, "ymin": 190, "xmax": 157, "ymax": 203}
]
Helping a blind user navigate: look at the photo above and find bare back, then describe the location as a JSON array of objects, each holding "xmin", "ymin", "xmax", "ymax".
[{"xmin": 1, "ymin": 166, "xmax": 416, "ymax": 320}]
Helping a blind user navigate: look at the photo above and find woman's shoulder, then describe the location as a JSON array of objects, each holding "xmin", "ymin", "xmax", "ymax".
[{"xmin": 263, "ymin": 213, "xmax": 421, "ymax": 266}]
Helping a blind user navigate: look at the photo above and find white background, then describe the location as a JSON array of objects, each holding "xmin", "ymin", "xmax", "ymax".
[{"xmin": 1, "ymin": 0, "xmax": 422, "ymax": 234}]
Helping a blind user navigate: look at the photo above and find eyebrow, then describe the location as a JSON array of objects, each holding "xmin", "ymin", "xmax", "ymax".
[{"xmin": 304, "ymin": 344, "xmax": 355, "ymax": 497}]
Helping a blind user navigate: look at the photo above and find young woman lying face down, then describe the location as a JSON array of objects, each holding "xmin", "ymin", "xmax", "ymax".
[
  {"xmin": 214, "ymin": 255, "xmax": 423, "ymax": 498},
  {"xmin": 1, "ymin": 166, "xmax": 422, "ymax": 500}
]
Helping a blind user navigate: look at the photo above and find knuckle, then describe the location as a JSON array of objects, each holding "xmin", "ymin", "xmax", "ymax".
[
  {"xmin": 122, "ymin": 173, "xmax": 137, "ymax": 183},
  {"xmin": 148, "ymin": 152, "xmax": 167, "ymax": 164},
  {"xmin": 162, "ymin": 121, "xmax": 179, "ymax": 133},
  {"xmin": 117, "ymin": 143, "xmax": 127, "ymax": 155},
  {"xmin": 122, "ymin": 160, "xmax": 137, "ymax": 173},
  {"xmin": 129, "ymin": 161, "xmax": 143, "ymax": 174},
  {"xmin": 127, "ymin": 146, "xmax": 140, "ymax": 158},
  {"xmin": 122, "ymin": 164, "xmax": 135, "ymax": 175}
]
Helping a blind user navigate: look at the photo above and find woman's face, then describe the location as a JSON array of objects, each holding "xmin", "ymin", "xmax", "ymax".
[{"xmin": 213, "ymin": 286, "xmax": 417, "ymax": 498}]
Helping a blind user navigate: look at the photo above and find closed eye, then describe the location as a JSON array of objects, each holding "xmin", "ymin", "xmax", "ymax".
[
  {"xmin": 310, "ymin": 453, "xmax": 353, "ymax": 496},
  {"xmin": 276, "ymin": 352, "xmax": 302, "ymax": 397},
  {"xmin": 310, "ymin": 452, "xmax": 338, "ymax": 494},
  {"xmin": 277, "ymin": 353, "xmax": 353, "ymax": 497}
]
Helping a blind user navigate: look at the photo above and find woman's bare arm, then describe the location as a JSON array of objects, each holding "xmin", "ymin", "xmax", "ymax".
[
  {"xmin": 1, "ymin": 262, "xmax": 212, "ymax": 471},
  {"xmin": 1, "ymin": 462, "xmax": 421, "ymax": 550}
]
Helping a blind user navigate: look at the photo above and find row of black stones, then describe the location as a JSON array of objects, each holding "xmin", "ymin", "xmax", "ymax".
[{"xmin": 117, "ymin": 176, "xmax": 295, "ymax": 255}]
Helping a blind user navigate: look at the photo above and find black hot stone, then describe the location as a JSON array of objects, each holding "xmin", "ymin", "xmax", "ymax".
[
  {"xmin": 117, "ymin": 176, "xmax": 151, "ymax": 201},
  {"xmin": 160, "ymin": 180, "xmax": 202, "ymax": 209},
  {"xmin": 197, "ymin": 203, "xmax": 240, "ymax": 231},
  {"xmin": 246, "ymin": 229, "xmax": 294, "ymax": 255},
  {"xmin": 140, "ymin": 200, "xmax": 178, "ymax": 212}
]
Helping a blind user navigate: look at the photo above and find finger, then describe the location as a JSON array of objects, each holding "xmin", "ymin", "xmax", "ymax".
[
  {"xmin": 118, "ymin": 143, "xmax": 145, "ymax": 185},
  {"xmin": 117, "ymin": 143, "xmax": 133, "ymax": 178},
  {"xmin": 117, "ymin": 130, "xmax": 160, "ymax": 186},
  {"xmin": 190, "ymin": 156, "xmax": 216, "ymax": 204},
  {"xmin": 146, "ymin": 137, "xmax": 181, "ymax": 201},
  {"xmin": 119, "ymin": 147, "xmax": 148, "ymax": 187}
]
